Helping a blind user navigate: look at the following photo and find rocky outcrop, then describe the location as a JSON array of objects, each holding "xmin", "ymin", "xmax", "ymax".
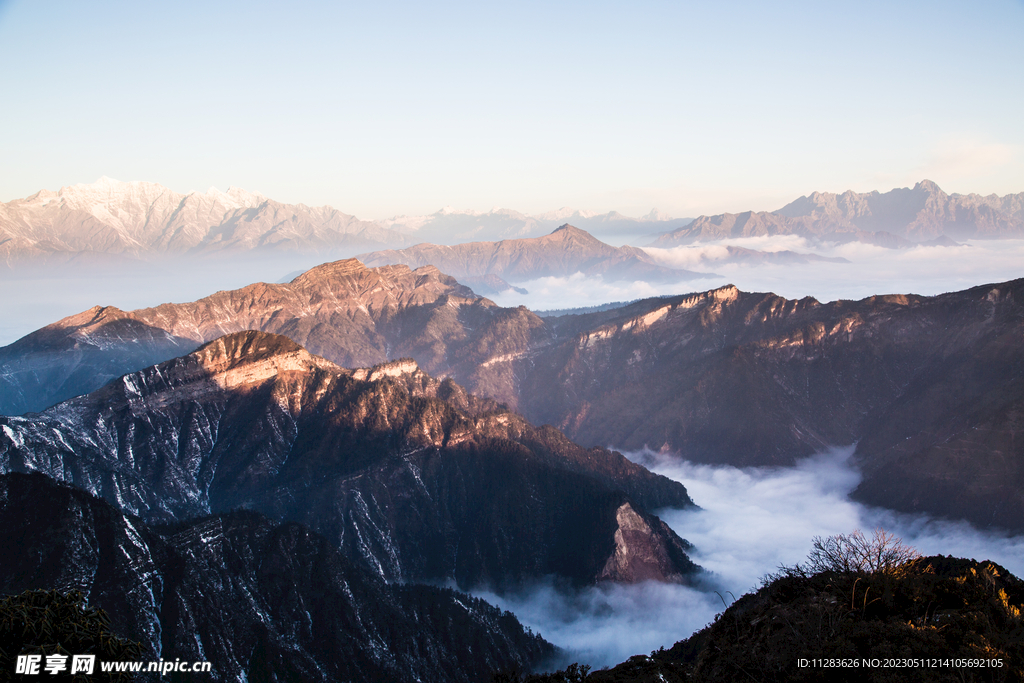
[
  {"xmin": 0, "ymin": 331, "xmax": 699, "ymax": 589},
  {"xmin": 0, "ymin": 471, "xmax": 554, "ymax": 683},
  {"xmin": 597, "ymin": 503, "xmax": 698, "ymax": 583}
]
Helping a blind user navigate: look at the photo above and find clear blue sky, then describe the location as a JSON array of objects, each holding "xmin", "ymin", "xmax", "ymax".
[{"xmin": 1, "ymin": 0, "xmax": 1021, "ymax": 219}]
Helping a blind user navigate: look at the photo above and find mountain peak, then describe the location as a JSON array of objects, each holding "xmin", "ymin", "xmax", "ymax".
[
  {"xmin": 641, "ymin": 208, "xmax": 672, "ymax": 221},
  {"xmin": 551, "ymin": 223, "xmax": 590, "ymax": 236},
  {"xmin": 914, "ymin": 179, "xmax": 944, "ymax": 194},
  {"xmin": 290, "ymin": 257, "xmax": 371, "ymax": 284}
]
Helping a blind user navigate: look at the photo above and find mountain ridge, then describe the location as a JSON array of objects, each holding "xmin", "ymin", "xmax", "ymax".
[{"xmin": 0, "ymin": 177, "xmax": 406, "ymax": 264}]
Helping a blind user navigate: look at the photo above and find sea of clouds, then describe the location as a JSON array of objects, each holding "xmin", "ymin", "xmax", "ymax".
[
  {"xmin": 475, "ymin": 446, "xmax": 1024, "ymax": 671},
  {"xmin": 487, "ymin": 237, "xmax": 1024, "ymax": 313}
]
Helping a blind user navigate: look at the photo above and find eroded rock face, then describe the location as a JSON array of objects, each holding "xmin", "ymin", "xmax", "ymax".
[
  {"xmin": 598, "ymin": 503, "xmax": 698, "ymax": 584},
  {"xmin": 0, "ymin": 472, "xmax": 554, "ymax": 683},
  {"xmin": 0, "ymin": 331, "xmax": 699, "ymax": 589}
]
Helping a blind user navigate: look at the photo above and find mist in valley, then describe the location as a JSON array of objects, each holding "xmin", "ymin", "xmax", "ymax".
[{"xmin": 474, "ymin": 446, "xmax": 1024, "ymax": 671}]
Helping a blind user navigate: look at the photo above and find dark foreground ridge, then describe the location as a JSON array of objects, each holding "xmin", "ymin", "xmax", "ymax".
[
  {"xmin": 0, "ymin": 471, "xmax": 555, "ymax": 683},
  {"xmin": 517, "ymin": 554, "xmax": 1024, "ymax": 682}
]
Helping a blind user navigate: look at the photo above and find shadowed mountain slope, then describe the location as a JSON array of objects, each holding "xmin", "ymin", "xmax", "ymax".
[
  {"xmin": 0, "ymin": 471, "xmax": 554, "ymax": 683},
  {"xmin": 0, "ymin": 331, "xmax": 698, "ymax": 589},
  {"xmin": 521, "ymin": 279, "xmax": 1024, "ymax": 530}
]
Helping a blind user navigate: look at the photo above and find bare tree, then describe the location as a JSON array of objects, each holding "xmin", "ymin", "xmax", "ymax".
[{"xmin": 805, "ymin": 529, "xmax": 921, "ymax": 575}]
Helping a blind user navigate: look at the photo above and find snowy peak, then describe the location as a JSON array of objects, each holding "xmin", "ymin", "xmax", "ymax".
[{"xmin": 0, "ymin": 179, "xmax": 405, "ymax": 260}]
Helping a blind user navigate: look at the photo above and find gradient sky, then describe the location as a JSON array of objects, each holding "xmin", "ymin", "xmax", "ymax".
[{"xmin": 1, "ymin": 0, "xmax": 1021, "ymax": 219}]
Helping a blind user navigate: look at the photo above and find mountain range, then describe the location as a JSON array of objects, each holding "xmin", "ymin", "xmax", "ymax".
[
  {"xmin": 0, "ymin": 177, "xmax": 405, "ymax": 267},
  {"xmin": 5, "ymin": 178, "xmax": 1021, "ymax": 274},
  {"xmin": 2, "ymin": 261, "xmax": 1020, "ymax": 533},
  {"xmin": 652, "ymin": 180, "xmax": 1024, "ymax": 247}
]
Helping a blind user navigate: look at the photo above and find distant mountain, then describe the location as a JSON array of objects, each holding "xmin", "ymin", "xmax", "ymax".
[
  {"xmin": 378, "ymin": 206, "xmax": 691, "ymax": 244},
  {"xmin": 0, "ymin": 331, "xmax": 699, "ymax": 589},
  {"xmin": 0, "ymin": 471, "xmax": 554, "ymax": 683},
  {"xmin": 0, "ymin": 177, "xmax": 406, "ymax": 266},
  {"xmin": 357, "ymin": 224, "xmax": 712, "ymax": 283},
  {"xmin": 650, "ymin": 180, "xmax": 1024, "ymax": 247}
]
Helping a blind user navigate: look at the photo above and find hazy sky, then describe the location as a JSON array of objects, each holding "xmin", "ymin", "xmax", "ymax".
[{"xmin": 1, "ymin": 0, "xmax": 1021, "ymax": 219}]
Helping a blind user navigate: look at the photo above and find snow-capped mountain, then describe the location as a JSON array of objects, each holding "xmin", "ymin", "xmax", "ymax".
[{"xmin": 0, "ymin": 177, "xmax": 406, "ymax": 264}]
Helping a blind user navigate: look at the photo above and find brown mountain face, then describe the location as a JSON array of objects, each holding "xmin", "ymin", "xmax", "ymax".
[
  {"xmin": 0, "ymin": 331, "xmax": 698, "ymax": 589},
  {"xmin": 357, "ymin": 224, "xmax": 711, "ymax": 283},
  {"xmin": 651, "ymin": 180, "xmax": 1024, "ymax": 246},
  {"xmin": 0, "ymin": 259, "xmax": 536, "ymax": 415}
]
